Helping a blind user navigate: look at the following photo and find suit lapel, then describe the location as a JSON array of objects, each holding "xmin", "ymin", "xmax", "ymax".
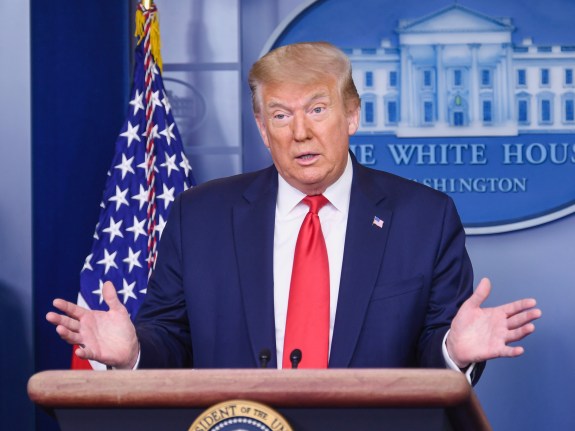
[
  {"xmin": 329, "ymin": 161, "xmax": 392, "ymax": 367},
  {"xmin": 233, "ymin": 167, "xmax": 279, "ymax": 368}
]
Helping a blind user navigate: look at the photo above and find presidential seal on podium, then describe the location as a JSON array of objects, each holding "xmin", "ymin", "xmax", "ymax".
[{"xmin": 189, "ymin": 400, "xmax": 293, "ymax": 431}]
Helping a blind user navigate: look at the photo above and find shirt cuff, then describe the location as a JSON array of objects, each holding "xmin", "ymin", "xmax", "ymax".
[
  {"xmin": 132, "ymin": 349, "xmax": 141, "ymax": 369},
  {"xmin": 108, "ymin": 350, "xmax": 141, "ymax": 370},
  {"xmin": 442, "ymin": 330, "xmax": 475, "ymax": 385}
]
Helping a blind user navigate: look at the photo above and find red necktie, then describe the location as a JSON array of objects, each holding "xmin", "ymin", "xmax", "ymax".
[{"xmin": 283, "ymin": 195, "xmax": 330, "ymax": 368}]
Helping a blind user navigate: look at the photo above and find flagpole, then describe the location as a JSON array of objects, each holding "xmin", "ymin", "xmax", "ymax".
[{"xmin": 141, "ymin": 0, "xmax": 153, "ymax": 11}]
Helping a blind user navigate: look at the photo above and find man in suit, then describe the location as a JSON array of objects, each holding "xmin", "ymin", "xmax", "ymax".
[{"xmin": 47, "ymin": 42, "xmax": 540, "ymax": 381}]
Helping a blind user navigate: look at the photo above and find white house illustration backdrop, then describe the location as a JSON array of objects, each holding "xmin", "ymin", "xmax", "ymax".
[{"xmin": 348, "ymin": 5, "xmax": 575, "ymax": 137}]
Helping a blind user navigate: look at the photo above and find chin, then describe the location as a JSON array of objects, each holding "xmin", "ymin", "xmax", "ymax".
[{"xmin": 297, "ymin": 181, "xmax": 329, "ymax": 196}]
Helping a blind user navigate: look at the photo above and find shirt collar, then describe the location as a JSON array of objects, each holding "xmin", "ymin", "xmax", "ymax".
[{"xmin": 276, "ymin": 153, "xmax": 353, "ymax": 216}]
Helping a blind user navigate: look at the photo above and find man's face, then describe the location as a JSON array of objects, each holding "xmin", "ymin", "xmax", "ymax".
[{"xmin": 255, "ymin": 77, "xmax": 359, "ymax": 196}]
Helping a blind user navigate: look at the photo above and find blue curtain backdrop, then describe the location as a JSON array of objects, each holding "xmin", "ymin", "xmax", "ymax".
[{"xmin": 31, "ymin": 2, "xmax": 130, "ymax": 429}]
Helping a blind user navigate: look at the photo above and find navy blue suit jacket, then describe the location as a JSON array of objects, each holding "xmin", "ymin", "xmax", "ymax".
[{"xmin": 135, "ymin": 155, "xmax": 482, "ymax": 381}]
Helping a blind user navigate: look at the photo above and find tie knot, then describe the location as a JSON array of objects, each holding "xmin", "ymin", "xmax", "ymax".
[{"xmin": 303, "ymin": 195, "xmax": 329, "ymax": 215}]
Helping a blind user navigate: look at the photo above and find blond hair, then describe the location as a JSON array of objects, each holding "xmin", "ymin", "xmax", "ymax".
[{"xmin": 248, "ymin": 41, "xmax": 360, "ymax": 114}]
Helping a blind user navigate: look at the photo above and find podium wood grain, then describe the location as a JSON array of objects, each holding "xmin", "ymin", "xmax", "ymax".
[{"xmin": 28, "ymin": 369, "xmax": 491, "ymax": 430}]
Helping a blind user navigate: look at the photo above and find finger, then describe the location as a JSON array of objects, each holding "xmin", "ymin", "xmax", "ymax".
[
  {"xmin": 475, "ymin": 344, "xmax": 525, "ymax": 362},
  {"xmin": 500, "ymin": 298, "xmax": 538, "ymax": 317},
  {"xmin": 102, "ymin": 281, "xmax": 124, "ymax": 312},
  {"xmin": 46, "ymin": 312, "xmax": 81, "ymax": 332},
  {"xmin": 74, "ymin": 345, "xmax": 94, "ymax": 360},
  {"xmin": 507, "ymin": 308, "xmax": 542, "ymax": 330},
  {"xmin": 466, "ymin": 277, "xmax": 492, "ymax": 308},
  {"xmin": 55, "ymin": 325, "xmax": 83, "ymax": 345},
  {"xmin": 46, "ymin": 311, "xmax": 65, "ymax": 326},
  {"xmin": 497, "ymin": 345, "xmax": 525, "ymax": 358},
  {"xmin": 52, "ymin": 298, "xmax": 87, "ymax": 320},
  {"xmin": 505, "ymin": 323, "xmax": 536, "ymax": 344}
]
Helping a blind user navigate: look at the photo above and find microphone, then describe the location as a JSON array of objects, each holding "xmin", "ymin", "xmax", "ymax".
[
  {"xmin": 258, "ymin": 348, "xmax": 271, "ymax": 369},
  {"xmin": 290, "ymin": 349, "xmax": 302, "ymax": 369}
]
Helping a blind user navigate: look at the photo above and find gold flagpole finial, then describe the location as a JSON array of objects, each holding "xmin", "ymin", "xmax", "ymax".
[{"xmin": 135, "ymin": 0, "xmax": 163, "ymax": 72}]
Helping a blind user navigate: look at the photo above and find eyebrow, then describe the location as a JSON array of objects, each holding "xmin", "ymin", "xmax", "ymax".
[{"xmin": 265, "ymin": 91, "xmax": 331, "ymax": 111}]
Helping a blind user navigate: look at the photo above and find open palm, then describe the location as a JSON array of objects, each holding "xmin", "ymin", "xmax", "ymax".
[
  {"xmin": 46, "ymin": 281, "xmax": 139, "ymax": 369},
  {"xmin": 446, "ymin": 278, "xmax": 541, "ymax": 368}
]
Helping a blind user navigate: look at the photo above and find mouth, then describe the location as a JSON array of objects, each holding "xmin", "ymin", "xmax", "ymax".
[{"xmin": 295, "ymin": 153, "xmax": 319, "ymax": 163}]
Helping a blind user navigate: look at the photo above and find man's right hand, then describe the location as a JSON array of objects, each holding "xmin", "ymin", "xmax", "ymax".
[{"xmin": 46, "ymin": 281, "xmax": 140, "ymax": 369}]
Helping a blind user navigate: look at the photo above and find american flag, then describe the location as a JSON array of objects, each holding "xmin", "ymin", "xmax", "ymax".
[
  {"xmin": 74, "ymin": 3, "xmax": 195, "ymax": 369},
  {"xmin": 372, "ymin": 216, "xmax": 384, "ymax": 228}
]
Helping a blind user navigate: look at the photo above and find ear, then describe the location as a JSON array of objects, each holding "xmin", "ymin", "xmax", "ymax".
[
  {"xmin": 255, "ymin": 114, "xmax": 271, "ymax": 149},
  {"xmin": 347, "ymin": 104, "xmax": 360, "ymax": 136}
]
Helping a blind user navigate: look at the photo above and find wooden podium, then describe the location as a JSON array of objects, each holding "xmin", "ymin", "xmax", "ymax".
[{"xmin": 28, "ymin": 369, "xmax": 491, "ymax": 430}]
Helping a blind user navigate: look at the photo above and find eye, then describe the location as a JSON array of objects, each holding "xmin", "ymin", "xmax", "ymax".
[
  {"xmin": 312, "ymin": 106, "xmax": 324, "ymax": 114},
  {"xmin": 274, "ymin": 113, "xmax": 286, "ymax": 120}
]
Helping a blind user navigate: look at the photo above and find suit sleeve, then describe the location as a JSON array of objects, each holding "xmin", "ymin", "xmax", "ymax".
[
  {"xmin": 417, "ymin": 196, "xmax": 485, "ymax": 384},
  {"xmin": 133, "ymin": 194, "xmax": 194, "ymax": 368}
]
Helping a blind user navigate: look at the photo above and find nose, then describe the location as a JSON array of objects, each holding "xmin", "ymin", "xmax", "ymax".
[{"xmin": 291, "ymin": 112, "xmax": 312, "ymax": 142}]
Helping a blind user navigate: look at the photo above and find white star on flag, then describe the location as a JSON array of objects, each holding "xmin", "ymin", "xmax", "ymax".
[
  {"xmin": 154, "ymin": 215, "xmax": 167, "ymax": 239},
  {"xmin": 82, "ymin": 254, "xmax": 93, "ymax": 272},
  {"xmin": 143, "ymin": 124, "xmax": 160, "ymax": 141},
  {"xmin": 92, "ymin": 280, "xmax": 105, "ymax": 304},
  {"xmin": 157, "ymin": 184, "xmax": 175, "ymax": 209},
  {"xmin": 118, "ymin": 279, "xmax": 138, "ymax": 304},
  {"xmin": 126, "ymin": 216, "xmax": 147, "ymax": 241},
  {"xmin": 109, "ymin": 186, "xmax": 129, "ymax": 211},
  {"xmin": 151, "ymin": 90, "xmax": 163, "ymax": 108},
  {"xmin": 129, "ymin": 89, "xmax": 145, "ymax": 115},
  {"xmin": 160, "ymin": 122, "xmax": 176, "ymax": 145},
  {"xmin": 122, "ymin": 247, "xmax": 143, "ymax": 273},
  {"xmin": 114, "ymin": 154, "xmax": 135, "ymax": 179},
  {"xmin": 120, "ymin": 121, "xmax": 141, "ymax": 147},
  {"xmin": 131, "ymin": 185, "xmax": 149, "ymax": 210},
  {"xmin": 102, "ymin": 217, "xmax": 124, "ymax": 242},
  {"xmin": 161, "ymin": 90, "xmax": 172, "ymax": 114},
  {"xmin": 96, "ymin": 249, "xmax": 118, "ymax": 275},
  {"xmin": 161, "ymin": 152, "xmax": 180, "ymax": 177}
]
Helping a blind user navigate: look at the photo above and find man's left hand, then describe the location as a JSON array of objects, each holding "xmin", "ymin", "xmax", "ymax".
[{"xmin": 446, "ymin": 277, "xmax": 542, "ymax": 369}]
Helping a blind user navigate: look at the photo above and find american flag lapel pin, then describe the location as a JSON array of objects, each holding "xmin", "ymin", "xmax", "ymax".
[{"xmin": 372, "ymin": 216, "xmax": 384, "ymax": 228}]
